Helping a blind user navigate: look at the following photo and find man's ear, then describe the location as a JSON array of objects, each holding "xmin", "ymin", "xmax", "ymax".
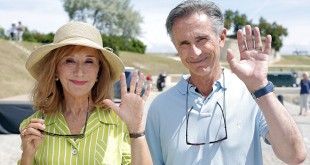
[{"xmin": 219, "ymin": 28, "xmax": 227, "ymax": 48}]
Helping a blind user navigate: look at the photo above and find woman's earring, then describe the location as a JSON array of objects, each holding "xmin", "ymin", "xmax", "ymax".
[{"xmin": 56, "ymin": 77, "xmax": 59, "ymax": 81}]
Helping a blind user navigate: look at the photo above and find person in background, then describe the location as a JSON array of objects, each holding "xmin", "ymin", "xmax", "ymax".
[
  {"xmin": 9, "ymin": 23, "xmax": 16, "ymax": 40},
  {"xmin": 145, "ymin": 0, "xmax": 307, "ymax": 164},
  {"xmin": 299, "ymin": 72, "xmax": 310, "ymax": 116},
  {"xmin": 16, "ymin": 21, "xmax": 24, "ymax": 42},
  {"xmin": 19, "ymin": 21, "xmax": 152, "ymax": 165}
]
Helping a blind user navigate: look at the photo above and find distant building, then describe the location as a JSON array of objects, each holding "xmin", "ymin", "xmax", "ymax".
[{"xmin": 293, "ymin": 50, "xmax": 308, "ymax": 56}]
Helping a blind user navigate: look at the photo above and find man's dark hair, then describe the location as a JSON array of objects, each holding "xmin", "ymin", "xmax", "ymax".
[{"xmin": 166, "ymin": 0, "xmax": 224, "ymax": 38}]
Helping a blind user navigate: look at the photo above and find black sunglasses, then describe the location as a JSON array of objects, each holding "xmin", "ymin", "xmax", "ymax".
[
  {"xmin": 40, "ymin": 95, "xmax": 89, "ymax": 139},
  {"xmin": 185, "ymin": 70, "xmax": 227, "ymax": 145}
]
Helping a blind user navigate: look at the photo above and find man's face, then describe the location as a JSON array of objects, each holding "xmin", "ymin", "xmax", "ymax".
[{"xmin": 171, "ymin": 13, "xmax": 225, "ymax": 77}]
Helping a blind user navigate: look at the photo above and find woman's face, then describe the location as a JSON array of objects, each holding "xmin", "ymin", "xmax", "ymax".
[{"xmin": 57, "ymin": 46, "xmax": 100, "ymax": 98}]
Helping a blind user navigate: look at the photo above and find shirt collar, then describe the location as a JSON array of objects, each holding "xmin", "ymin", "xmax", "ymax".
[{"xmin": 177, "ymin": 71, "xmax": 226, "ymax": 95}]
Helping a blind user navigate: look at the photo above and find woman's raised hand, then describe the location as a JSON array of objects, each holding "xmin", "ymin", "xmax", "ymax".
[{"xmin": 103, "ymin": 70, "xmax": 152, "ymax": 133}]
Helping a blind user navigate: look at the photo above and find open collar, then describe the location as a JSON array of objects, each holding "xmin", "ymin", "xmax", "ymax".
[
  {"xmin": 41, "ymin": 107, "xmax": 120, "ymax": 145},
  {"xmin": 177, "ymin": 71, "xmax": 227, "ymax": 96}
]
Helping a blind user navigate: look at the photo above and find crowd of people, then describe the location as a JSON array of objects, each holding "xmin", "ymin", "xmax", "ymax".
[
  {"xmin": 17, "ymin": 0, "xmax": 307, "ymax": 164},
  {"xmin": 8, "ymin": 21, "xmax": 24, "ymax": 41}
]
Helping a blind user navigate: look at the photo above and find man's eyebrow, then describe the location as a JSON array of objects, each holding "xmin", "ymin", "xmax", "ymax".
[
  {"xmin": 196, "ymin": 35, "xmax": 210, "ymax": 40},
  {"xmin": 179, "ymin": 40, "xmax": 190, "ymax": 45},
  {"xmin": 176, "ymin": 34, "xmax": 211, "ymax": 45}
]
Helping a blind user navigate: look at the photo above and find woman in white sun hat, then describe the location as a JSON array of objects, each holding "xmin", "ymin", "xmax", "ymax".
[{"xmin": 18, "ymin": 21, "xmax": 152, "ymax": 165}]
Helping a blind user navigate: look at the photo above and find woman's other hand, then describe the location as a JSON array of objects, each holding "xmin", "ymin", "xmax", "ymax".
[{"xmin": 20, "ymin": 118, "xmax": 45, "ymax": 159}]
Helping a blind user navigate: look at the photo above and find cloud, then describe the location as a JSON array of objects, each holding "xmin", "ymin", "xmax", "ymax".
[
  {"xmin": 135, "ymin": 0, "xmax": 310, "ymax": 54},
  {"xmin": 0, "ymin": 0, "xmax": 68, "ymax": 33}
]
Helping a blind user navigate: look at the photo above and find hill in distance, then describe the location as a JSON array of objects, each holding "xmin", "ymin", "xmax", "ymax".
[
  {"xmin": 0, "ymin": 39, "xmax": 187, "ymax": 99},
  {"xmin": 1, "ymin": 39, "xmax": 310, "ymax": 99}
]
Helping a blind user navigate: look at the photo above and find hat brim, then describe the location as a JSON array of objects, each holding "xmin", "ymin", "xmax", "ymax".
[{"xmin": 26, "ymin": 38, "xmax": 124, "ymax": 82}]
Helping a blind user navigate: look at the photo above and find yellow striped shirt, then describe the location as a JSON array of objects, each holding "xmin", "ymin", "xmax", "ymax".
[{"xmin": 19, "ymin": 107, "xmax": 131, "ymax": 165}]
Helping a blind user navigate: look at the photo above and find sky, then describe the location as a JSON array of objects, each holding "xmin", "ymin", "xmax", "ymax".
[{"xmin": 0, "ymin": 0, "xmax": 309, "ymax": 55}]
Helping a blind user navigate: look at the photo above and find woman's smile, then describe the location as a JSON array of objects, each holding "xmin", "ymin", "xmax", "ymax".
[{"xmin": 71, "ymin": 80, "xmax": 88, "ymax": 85}]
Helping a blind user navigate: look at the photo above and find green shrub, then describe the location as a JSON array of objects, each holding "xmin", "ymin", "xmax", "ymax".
[
  {"xmin": 23, "ymin": 30, "xmax": 54, "ymax": 43},
  {"xmin": 102, "ymin": 34, "xmax": 146, "ymax": 55},
  {"xmin": 0, "ymin": 27, "xmax": 8, "ymax": 39},
  {"xmin": 9, "ymin": 29, "xmax": 146, "ymax": 55}
]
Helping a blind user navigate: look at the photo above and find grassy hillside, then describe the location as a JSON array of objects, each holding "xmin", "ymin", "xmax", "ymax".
[
  {"xmin": 0, "ymin": 39, "xmax": 187, "ymax": 98},
  {"xmin": 118, "ymin": 52, "xmax": 188, "ymax": 76},
  {"xmin": 270, "ymin": 55, "xmax": 310, "ymax": 71},
  {"xmin": 1, "ymin": 39, "xmax": 310, "ymax": 99},
  {"xmin": 0, "ymin": 39, "xmax": 36, "ymax": 98}
]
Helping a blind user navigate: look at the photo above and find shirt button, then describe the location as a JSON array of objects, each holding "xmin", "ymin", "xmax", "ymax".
[{"xmin": 72, "ymin": 149, "xmax": 78, "ymax": 155}]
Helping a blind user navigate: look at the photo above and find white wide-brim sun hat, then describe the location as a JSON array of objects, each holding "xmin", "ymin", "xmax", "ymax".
[{"xmin": 26, "ymin": 21, "xmax": 124, "ymax": 82}]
